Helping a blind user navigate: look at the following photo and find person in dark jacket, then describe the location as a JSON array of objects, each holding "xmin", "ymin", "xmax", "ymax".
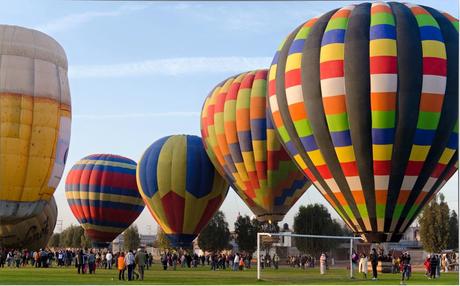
[
  {"xmin": 370, "ymin": 248, "xmax": 378, "ymax": 280},
  {"xmin": 76, "ymin": 250, "xmax": 84, "ymax": 274},
  {"xmin": 430, "ymin": 254, "xmax": 438, "ymax": 279},
  {"xmin": 400, "ymin": 252, "xmax": 411, "ymax": 283}
]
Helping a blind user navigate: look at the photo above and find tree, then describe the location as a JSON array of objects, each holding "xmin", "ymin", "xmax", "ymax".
[
  {"xmin": 448, "ymin": 210, "xmax": 458, "ymax": 250},
  {"xmin": 48, "ymin": 233, "xmax": 61, "ymax": 247},
  {"xmin": 198, "ymin": 211, "xmax": 231, "ymax": 252},
  {"xmin": 123, "ymin": 225, "xmax": 141, "ymax": 251},
  {"xmin": 293, "ymin": 204, "xmax": 347, "ymax": 258},
  {"xmin": 59, "ymin": 225, "xmax": 90, "ymax": 248},
  {"xmin": 234, "ymin": 215, "xmax": 260, "ymax": 255},
  {"xmin": 419, "ymin": 194, "xmax": 450, "ymax": 253},
  {"xmin": 153, "ymin": 226, "xmax": 171, "ymax": 250}
]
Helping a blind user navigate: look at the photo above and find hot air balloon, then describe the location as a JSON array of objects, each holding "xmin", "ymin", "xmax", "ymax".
[
  {"xmin": 0, "ymin": 25, "xmax": 71, "ymax": 222},
  {"xmin": 268, "ymin": 2, "xmax": 458, "ymax": 242},
  {"xmin": 65, "ymin": 154, "xmax": 144, "ymax": 247},
  {"xmin": 0, "ymin": 196, "xmax": 57, "ymax": 250},
  {"xmin": 137, "ymin": 135, "xmax": 229, "ymax": 248},
  {"xmin": 201, "ymin": 70, "xmax": 311, "ymax": 223}
]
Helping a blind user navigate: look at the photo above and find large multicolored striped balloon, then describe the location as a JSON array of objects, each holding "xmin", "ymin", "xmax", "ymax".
[
  {"xmin": 268, "ymin": 2, "xmax": 458, "ymax": 242},
  {"xmin": 0, "ymin": 25, "xmax": 71, "ymax": 222},
  {"xmin": 65, "ymin": 154, "xmax": 144, "ymax": 245},
  {"xmin": 201, "ymin": 70, "xmax": 311, "ymax": 223},
  {"xmin": 137, "ymin": 135, "xmax": 229, "ymax": 248}
]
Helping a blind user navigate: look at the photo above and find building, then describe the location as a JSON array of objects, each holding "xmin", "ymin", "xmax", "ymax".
[{"xmin": 112, "ymin": 234, "xmax": 156, "ymax": 252}]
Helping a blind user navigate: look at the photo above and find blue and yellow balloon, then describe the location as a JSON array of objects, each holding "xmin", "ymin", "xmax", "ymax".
[{"xmin": 137, "ymin": 135, "xmax": 229, "ymax": 248}]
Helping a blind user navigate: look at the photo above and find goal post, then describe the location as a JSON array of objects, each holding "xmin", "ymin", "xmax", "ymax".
[{"xmin": 256, "ymin": 232, "xmax": 362, "ymax": 280}]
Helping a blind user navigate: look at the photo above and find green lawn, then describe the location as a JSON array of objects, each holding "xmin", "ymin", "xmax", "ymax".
[{"xmin": 0, "ymin": 264, "xmax": 458, "ymax": 285}]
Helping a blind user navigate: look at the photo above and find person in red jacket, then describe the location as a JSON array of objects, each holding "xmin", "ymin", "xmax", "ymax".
[{"xmin": 424, "ymin": 255, "xmax": 431, "ymax": 278}]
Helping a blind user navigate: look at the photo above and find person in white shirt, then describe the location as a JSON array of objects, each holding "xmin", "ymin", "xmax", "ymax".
[
  {"xmin": 359, "ymin": 253, "xmax": 368, "ymax": 279},
  {"xmin": 106, "ymin": 252, "xmax": 113, "ymax": 269},
  {"xmin": 320, "ymin": 253, "xmax": 326, "ymax": 275},
  {"xmin": 124, "ymin": 250, "xmax": 135, "ymax": 281},
  {"xmin": 233, "ymin": 253, "xmax": 239, "ymax": 271}
]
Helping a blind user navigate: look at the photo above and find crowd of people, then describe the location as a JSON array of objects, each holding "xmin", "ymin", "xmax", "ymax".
[
  {"xmin": 286, "ymin": 255, "xmax": 317, "ymax": 269},
  {"xmin": 350, "ymin": 248, "xmax": 413, "ymax": 283},
  {"xmin": 1, "ymin": 246, "xmax": 458, "ymax": 283},
  {"xmin": 423, "ymin": 253, "xmax": 458, "ymax": 279},
  {"xmin": 0, "ymin": 247, "xmax": 153, "ymax": 278},
  {"xmin": 158, "ymin": 251, "xmax": 255, "ymax": 271}
]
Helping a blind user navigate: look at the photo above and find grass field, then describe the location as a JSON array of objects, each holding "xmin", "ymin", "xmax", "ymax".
[{"xmin": 0, "ymin": 264, "xmax": 458, "ymax": 285}]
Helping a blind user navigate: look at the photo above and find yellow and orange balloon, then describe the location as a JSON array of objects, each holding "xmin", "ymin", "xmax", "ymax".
[{"xmin": 0, "ymin": 25, "xmax": 71, "ymax": 222}]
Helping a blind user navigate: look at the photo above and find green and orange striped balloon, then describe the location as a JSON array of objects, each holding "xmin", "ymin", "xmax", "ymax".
[
  {"xmin": 268, "ymin": 2, "xmax": 458, "ymax": 242},
  {"xmin": 201, "ymin": 70, "xmax": 311, "ymax": 223}
]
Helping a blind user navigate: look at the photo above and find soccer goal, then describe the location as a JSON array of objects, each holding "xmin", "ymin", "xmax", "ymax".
[{"xmin": 256, "ymin": 232, "xmax": 362, "ymax": 280}]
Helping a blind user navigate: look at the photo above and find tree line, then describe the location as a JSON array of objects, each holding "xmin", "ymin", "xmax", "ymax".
[
  {"xmin": 48, "ymin": 225, "xmax": 142, "ymax": 251},
  {"xmin": 48, "ymin": 199, "xmax": 458, "ymax": 255},
  {"xmin": 194, "ymin": 205, "xmax": 351, "ymax": 257}
]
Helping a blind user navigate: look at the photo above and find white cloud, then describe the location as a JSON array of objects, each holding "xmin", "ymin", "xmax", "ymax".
[
  {"xmin": 74, "ymin": 111, "xmax": 200, "ymax": 120},
  {"xmin": 34, "ymin": 4, "xmax": 148, "ymax": 34},
  {"xmin": 69, "ymin": 56, "xmax": 272, "ymax": 79}
]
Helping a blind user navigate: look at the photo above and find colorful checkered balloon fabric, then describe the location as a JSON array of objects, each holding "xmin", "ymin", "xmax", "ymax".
[
  {"xmin": 136, "ymin": 135, "xmax": 229, "ymax": 248},
  {"xmin": 65, "ymin": 154, "xmax": 144, "ymax": 243},
  {"xmin": 268, "ymin": 2, "xmax": 458, "ymax": 242},
  {"xmin": 201, "ymin": 70, "xmax": 311, "ymax": 223}
]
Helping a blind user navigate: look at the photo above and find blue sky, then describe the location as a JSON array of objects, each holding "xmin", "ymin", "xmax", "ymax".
[{"xmin": 3, "ymin": 1, "xmax": 458, "ymax": 234}]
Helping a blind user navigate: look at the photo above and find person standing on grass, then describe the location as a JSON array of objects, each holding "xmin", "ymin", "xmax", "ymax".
[
  {"xmin": 135, "ymin": 248, "xmax": 146, "ymax": 281},
  {"xmin": 88, "ymin": 250, "xmax": 96, "ymax": 274},
  {"xmin": 162, "ymin": 253, "xmax": 168, "ymax": 270},
  {"xmin": 14, "ymin": 250, "xmax": 20, "ymax": 268},
  {"xmin": 106, "ymin": 251, "xmax": 113, "ymax": 269},
  {"xmin": 400, "ymin": 252, "xmax": 411, "ymax": 284},
  {"xmin": 125, "ymin": 250, "xmax": 135, "ymax": 280},
  {"xmin": 233, "ymin": 253, "xmax": 239, "ymax": 271},
  {"xmin": 424, "ymin": 255, "xmax": 431, "ymax": 277},
  {"xmin": 118, "ymin": 252, "xmax": 126, "ymax": 280},
  {"xmin": 0, "ymin": 249, "xmax": 4, "ymax": 268},
  {"xmin": 238, "ymin": 256, "xmax": 244, "ymax": 271},
  {"xmin": 351, "ymin": 250, "xmax": 359, "ymax": 278},
  {"xmin": 436, "ymin": 254, "xmax": 441, "ymax": 278},
  {"xmin": 172, "ymin": 252, "xmax": 178, "ymax": 270},
  {"xmin": 370, "ymin": 248, "xmax": 378, "ymax": 280},
  {"xmin": 273, "ymin": 253, "xmax": 279, "ymax": 270},
  {"xmin": 76, "ymin": 249, "xmax": 84, "ymax": 274},
  {"xmin": 34, "ymin": 250, "xmax": 40, "ymax": 268},
  {"xmin": 81, "ymin": 249, "xmax": 88, "ymax": 274},
  {"xmin": 359, "ymin": 253, "xmax": 368, "ymax": 279},
  {"xmin": 144, "ymin": 252, "xmax": 149, "ymax": 270},
  {"xmin": 430, "ymin": 254, "xmax": 438, "ymax": 279},
  {"xmin": 320, "ymin": 253, "xmax": 326, "ymax": 275}
]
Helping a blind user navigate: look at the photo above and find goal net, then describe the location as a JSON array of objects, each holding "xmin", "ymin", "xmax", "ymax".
[{"xmin": 256, "ymin": 232, "xmax": 362, "ymax": 281}]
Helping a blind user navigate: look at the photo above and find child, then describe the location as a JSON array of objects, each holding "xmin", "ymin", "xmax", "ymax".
[
  {"xmin": 118, "ymin": 252, "xmax": 126, "ymax": 280},
  {"xmin": 239, "ymin": 257, "xmax": 244, "ymax": 271},
  {"xmin": 359, "ymin": 253, "xmax": 368, "ymax": 279}
]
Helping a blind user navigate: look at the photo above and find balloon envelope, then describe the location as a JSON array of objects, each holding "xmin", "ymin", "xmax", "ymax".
[
  {"xmin": 268, "ymin": 2, "xmax": 458, "ymax": 242},
  {"xmin": 137, "ymin": 135, "xmax": 229, "ymax": 248},
  {"xmin": 0, "ymin": 25, "xmax": 71, "ymax": 222},
  {"xmin": 0, "ymin": 196, "xmax": 57, "ymax": 250},
  {"xmin": 65, "ymin": 154, "xmax": 144, "ymax": 244},
  {"xmin": 201, "ymin": 70, "xmax": 311, "ymax": 222}
]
